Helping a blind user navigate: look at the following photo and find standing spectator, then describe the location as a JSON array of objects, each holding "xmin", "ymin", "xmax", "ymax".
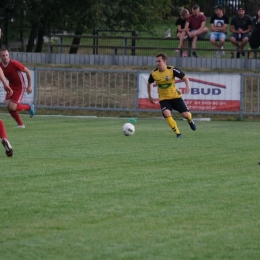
[
  {"xmin": 147, "ymin": 52, "xmax": 196, "ymax": 139},
  {"xmin": 209, "ymin": 5, "xmax": 229, "ymax": 58},
  {"xmin": 0, "ymin": 67, "xmax": 13, "ymax": 157},
  {"xmin": 230, "ymin": 5, "xmax": 252, "ymax": 58},
  {"xmin": 175, "ymin": 8, "xmax": 190, "ymax": 57},
  {"xmin": 0, "ymin": 49, "xmax": 35, "ymax": 128},
  {"xmin": 184, "ymin": 4, "xmax": 208, "ymax": 58}
]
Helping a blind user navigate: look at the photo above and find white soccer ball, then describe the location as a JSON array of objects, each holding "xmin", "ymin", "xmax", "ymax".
[{"xmin": 122, "ymin": 123, "xmax": 135, "ymax": 136}]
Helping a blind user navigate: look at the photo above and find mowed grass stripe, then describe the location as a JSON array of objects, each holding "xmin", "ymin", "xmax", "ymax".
[{"xmin": 0, "ymin": 114, "xmax": 260, "ymax": 259}]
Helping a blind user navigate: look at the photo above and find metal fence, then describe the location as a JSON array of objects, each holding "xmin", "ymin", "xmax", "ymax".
[{"xmin": 32, "ymin": 68, "xmax": 260, "ymax": 118}]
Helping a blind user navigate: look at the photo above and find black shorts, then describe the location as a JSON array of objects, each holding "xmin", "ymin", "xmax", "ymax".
[{"xmin": 160, "ymin": 98, "xmax": 189, "ymax": 117}]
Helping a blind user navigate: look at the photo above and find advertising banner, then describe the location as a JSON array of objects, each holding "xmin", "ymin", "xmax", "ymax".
[{"xmin": 139, "ymin": 73, "xmax": 240, "ymax": 111}]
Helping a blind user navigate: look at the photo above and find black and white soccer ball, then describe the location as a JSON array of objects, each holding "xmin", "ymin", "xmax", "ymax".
[{"xmin": 122, "ymin": 123, "xmax": 135, "ymax": 136}]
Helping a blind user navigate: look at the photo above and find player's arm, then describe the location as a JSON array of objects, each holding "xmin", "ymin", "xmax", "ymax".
[
  {"xmin": 147, "ymin": 74, "xmax": 155, "ymax": 104},
  {"xmin": 23, "ymin": 67, "xmax": 32, "ymax": 94},
  {"xmin": 147, "ymin": 82, "xmax": 155, "ymax": 103},
  {"xmin": 0, "ymin": 67, "xmax": 13, "ymax": 95},
  {"xmin": 182, "ymin": 76, "xmax": 190, "ymax": 94},
  {"xmin": 173, "ymin": 67, "xmax": 190, "ymax": 94}
]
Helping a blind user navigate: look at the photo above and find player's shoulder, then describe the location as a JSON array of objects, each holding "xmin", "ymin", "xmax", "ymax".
[
  {"xmin": 167, "ymin": 65, "xmax": 174, "ymax": 70},
  {"xmin": 151, "ymin": 67, "xmax": 159, "ymax": 73}
]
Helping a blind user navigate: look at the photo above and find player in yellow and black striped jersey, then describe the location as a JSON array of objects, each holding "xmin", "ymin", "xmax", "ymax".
[{"xmin": 147, "ymin": 52, "xmax": 196, "ymax": 138}]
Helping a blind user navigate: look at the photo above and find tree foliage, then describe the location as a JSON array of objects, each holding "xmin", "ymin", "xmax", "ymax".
[
  {"xmin": 2, "ymin": 0, "xmax": 174, "ymax": 52},
  {"xmin": 1, "ymin": 0, "xmax": 259, "ymax": 52}
]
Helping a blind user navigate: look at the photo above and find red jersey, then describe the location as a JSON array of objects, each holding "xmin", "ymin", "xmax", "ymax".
[
  {"xmin": 0, "ymin": 60, "xmax": 26, "ymax": 90},
  {"xmin": 187, "ymin": 14, "xmax": 206, "ymax": 30}
]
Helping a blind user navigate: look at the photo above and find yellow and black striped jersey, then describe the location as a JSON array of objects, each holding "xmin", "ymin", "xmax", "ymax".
[{"xmin": 148, "ymin": 66, "xmax": 186, "ymax": 100}]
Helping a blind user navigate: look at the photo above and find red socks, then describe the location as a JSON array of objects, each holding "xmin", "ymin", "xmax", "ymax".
[
  {"xmin": 9, "ymin": 111, "xmax": 24, "ymax": 126},
  {"xmin": 0, "ymin": 120, "xmax": 7, "ymax": 139},
  {"xmin": 16, "ymin": 103, "xmax": 30, "ymax": 111}
]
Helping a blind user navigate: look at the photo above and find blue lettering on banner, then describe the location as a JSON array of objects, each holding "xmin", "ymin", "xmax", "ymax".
[{"xmin": 191, "ymin": 88, "xmax": 221, "ymax": 95}]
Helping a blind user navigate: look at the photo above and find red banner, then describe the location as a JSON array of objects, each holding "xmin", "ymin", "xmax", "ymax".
[{"xmin": 139, "ymin": 99, "xmax": 240, "ymax": 111}]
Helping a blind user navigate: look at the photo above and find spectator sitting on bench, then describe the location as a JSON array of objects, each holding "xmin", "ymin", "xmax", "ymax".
[
  {"xmin": 209, "ymin": 4, "xmax": 229, "ymax": 58},
  {"xmin": 184, "ymin": 4, "xmax": 208, "ymax": 58},
  {"xmin": 230, "ymin": 5, "xmax": 252, "ymax": 59},
  {"xmin": 175, "ymin": 8, "xmax": 190, "ymax": 57}
]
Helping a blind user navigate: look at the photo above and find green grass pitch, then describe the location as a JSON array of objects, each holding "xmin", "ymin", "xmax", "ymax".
[{"xmin": 1, "ymin": 114, "xmax": 260, "ymax": 259}]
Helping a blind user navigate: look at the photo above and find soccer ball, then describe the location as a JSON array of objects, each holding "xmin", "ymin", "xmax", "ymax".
[{"xmin": 122, "ymin": 123, "xmax": 135, "ymax": 136}]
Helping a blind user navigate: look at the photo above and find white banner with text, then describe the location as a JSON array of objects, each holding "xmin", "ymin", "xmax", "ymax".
[{"xmin": 139, "ymin": 73, "xmax": 240, "ymax": 111}]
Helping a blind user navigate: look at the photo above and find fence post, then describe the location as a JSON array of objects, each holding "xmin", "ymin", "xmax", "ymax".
[
  {"xmin": 122, "ymin": 38, "xmax": 126, "ymax": 55},
  {"xmin": 132, "ymin": 30, "xmax": 136, "ymax": 56},
  {"xmin": 239, "ymin": 74, "xmax": 244, "ymax": 120},
  {"xmin": 93, "ymin": 29, "xmax": 98, "ymax": 55},
  {"xmin": 135, "ymin": 71, "xmax": 140, "ymax": 117},
  {"xmin": 188, "ymin": 39, "xmax": 192, "ymax": 57},
  {"xmin": 58, "ymin": 35, "xmax": 62, "ymax": 53},
  {"xmin": 48, "ymin": 46, "xmax": 52, "ymax": 63}
]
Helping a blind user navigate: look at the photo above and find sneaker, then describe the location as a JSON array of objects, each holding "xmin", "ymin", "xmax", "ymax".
[
  {"xmin": 188, "ymin": 120, "xmax": 196, "ymax": 131},
  {"xmin": 29, "ymin": 103, "xmax": 35, "ymax": 117},
  {"xmin": 236, "ymin": 52, "xmax": 240, "ymax": 59},
  {"xmin": 216, "ymin": 50, "xmax": 221, "ymax": 58},
  {"xmin": 192, "ymin": 51, "xmax": 198, "ymax": 58},
  {"xmin": 182, "ymin": 51, "xmax": 187, "ymax": 57},
  {"xmin": 230, "ymin": 52, "xmax": 234, "ymax": 58},
  {"xmin": 2, "ymin": 138, "xmax": 13, "ymax": 157},
  {"xmin": 241, "ymin": 51, "xmax": 245, "ymax": 56},
  {"xmin": 175, "ymin": 49, "xmax": 180, "ymax": 54},
  {"xmin": 15, "ymin": 125, "xmax": 25, "ymax": 128},
  {"xmin": 176, "ymin": 133, "xmax": 182, "ymax": 138},
  {"xmin": 220, "ymin": 46, "xmax": 225, "ymax": 56}
]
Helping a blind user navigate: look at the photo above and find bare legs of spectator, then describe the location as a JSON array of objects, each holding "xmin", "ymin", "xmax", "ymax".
[
  {"xmin": 230, "ymin": 37, "xmax": 249, "ymax": 58},
  {"xmin": 189, "ymin": 28, "xmax": 208, "ymax": 57},
  {"xmin": 176, "ymin": 31, "xmax": 188, "ymax": 57},
  {"xmin": 210, "ymin": 38, "xmax": 225, "ymax": 58}
]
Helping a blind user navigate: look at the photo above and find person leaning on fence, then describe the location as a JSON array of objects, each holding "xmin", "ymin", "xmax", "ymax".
[
  {"xmin": 184, "ymin": 4, "xmax": 208, "ymax": 58},
  {"xmin": 230, "ymin": 5, "xmax": 252, "ymax": 59},
  {"xmin": 175, "ymin": 8, "xmax": 190, "ymax": 57},
  {"xmin": 147, "ymin": 52, "xmax": 196, "ymax": 139},
  {"xmin": 209, "ymin": 4, "xmax": 229, "ymax": 58}
]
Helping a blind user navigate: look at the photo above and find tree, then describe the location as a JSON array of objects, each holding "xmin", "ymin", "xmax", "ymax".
[
  {"xmin": 62, "ymin": 0, "xmax": 174, "ymax": 53},
  {"xmin": 2, "ymin": 0, "xmax": 176, "ymax": 52}
]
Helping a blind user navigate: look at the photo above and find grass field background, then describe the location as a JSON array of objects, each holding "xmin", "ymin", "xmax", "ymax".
[{"xmin": 1, "ymin": 113, "xmax": 260, "ymax": 259}]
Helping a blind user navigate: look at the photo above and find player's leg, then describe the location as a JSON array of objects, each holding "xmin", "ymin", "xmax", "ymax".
[
  {"xmin": 13, "ymin": 88, "xmax": 35, "ymax": 116},
  {"xmin": 6, "ymin": 99, "xmax": 25, "ymax": 127},
  {"xmin": 0, "ymin": 119, "xmax": 13, "ymax": 157},
  {"xmin": 174, "ymin": 98, "xmax": 196, "ymax": 131},
  {"xmin": 160, "ymin": 100, "xmax": 181, "ymax": 138}
]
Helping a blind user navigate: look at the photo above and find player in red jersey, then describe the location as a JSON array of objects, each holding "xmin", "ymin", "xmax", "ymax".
[
  {"xmin": 0, "ymin": 49, "xmax": 35, "ymax": 128},
  {"xmin": 0, "ymin": 67, "xmax": 13, "ymax": 157}
]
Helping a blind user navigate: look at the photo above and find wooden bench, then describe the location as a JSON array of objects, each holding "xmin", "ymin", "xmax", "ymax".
[{"xmin": 44, "ymin": 35, "xmax": 259, "ymax": 59}]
